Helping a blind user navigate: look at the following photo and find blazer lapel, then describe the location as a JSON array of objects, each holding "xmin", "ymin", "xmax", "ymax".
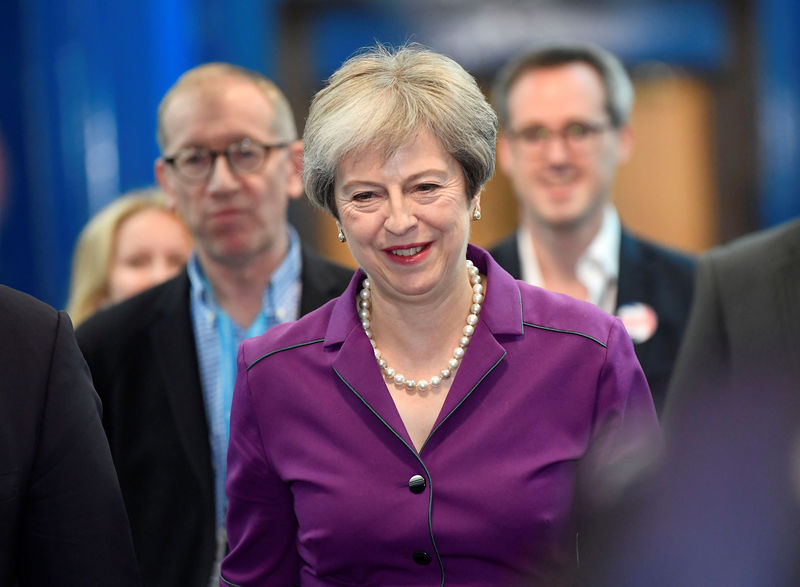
[{"xmin": 151, "ymin": 273, "xmax": 214, "ymax": 502}]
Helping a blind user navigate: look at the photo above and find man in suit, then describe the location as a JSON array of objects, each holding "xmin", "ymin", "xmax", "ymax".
[
  {"xmin": 0, "ymin": 285, "xmax": 140, "ymax": 586},
  {"xmin": 576, "ymin": 220, "xmax": 800, "ymax": 586},
  {"xmin": 77, "ymin": 63, "xmax": 352, "ymax": 587},
  {"xmin": 489, "ymin": 42, "xmax": 694, "ymax": 414}
]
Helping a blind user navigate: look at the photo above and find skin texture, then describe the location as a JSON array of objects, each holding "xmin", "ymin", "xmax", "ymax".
[
  {"xmin": 335, "ymin": 129, "xmax": 478, "ymax": 308},
  {"xmin": 497, "ymin": 62, "xmax": 632, "ymax": 237},
  {"xmin": 105, "ymin": 208, "xmax": 192, "ymax": 304},
  {"xmin": 154, "ymin": 76, "xmax": 303, "ymax": 271}
]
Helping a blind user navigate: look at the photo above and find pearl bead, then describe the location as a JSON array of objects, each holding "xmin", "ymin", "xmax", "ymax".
[{"xmin": 360, "ymin": 260, "xmax": 484, "ymax": 391}]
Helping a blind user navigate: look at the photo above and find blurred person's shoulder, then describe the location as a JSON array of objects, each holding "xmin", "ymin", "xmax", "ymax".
[
  {"xmin": 76, "ymin": 271, "xmax": 189, "ymax": 345},
  {"xmin": 705, "ymin": 217, "xmax": 800, "ymax": 269}
]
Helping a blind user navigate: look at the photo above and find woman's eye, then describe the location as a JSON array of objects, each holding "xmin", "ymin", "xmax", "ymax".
[
  {"xmin": 416, "ymin": 183, "xmax": 438, "ymax": 193},
  {"xmin": 352, "ymin": 192, "xmax": 375, "ymax": 201}
]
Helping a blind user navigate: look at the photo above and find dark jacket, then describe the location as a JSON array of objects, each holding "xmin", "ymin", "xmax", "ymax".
[
  {"xmin": 76, "ymin": 248, "xmax": 352, "ymax": 587},
  {"xmin": 490, "ymin": 230, "xmax": 695, "ymax": 415},
  {"xmin": 0, "ymin": 286, "xmax": 140, "ymax": 586}
]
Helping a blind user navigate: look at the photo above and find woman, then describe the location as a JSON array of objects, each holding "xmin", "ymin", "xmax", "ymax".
[
  {"xmin": 222, "ymin": 45, "xmax": 658, "ymax": 586},
  {"xmin": 66, "ymin": 187, "xmax": 192, "ymax": 326}
]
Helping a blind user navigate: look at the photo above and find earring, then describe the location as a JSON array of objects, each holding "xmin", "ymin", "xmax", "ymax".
[
  {"xmin": 472, "ymin": 208, "xmax": 482, "ymax": 221},
  {"xmin": 337, "ymin": 229, "xmax": 346, "ymax": 243}
]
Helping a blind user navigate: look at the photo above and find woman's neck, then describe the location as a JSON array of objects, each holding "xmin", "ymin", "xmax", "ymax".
[{"xmin": 365, "ymin": 267, "xmax": 477, "ymax": 380}]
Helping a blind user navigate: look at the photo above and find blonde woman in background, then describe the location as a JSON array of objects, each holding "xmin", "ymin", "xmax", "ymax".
[{"xmin": 67, "ymin": 187, "xmax": 192, "ymax": 326}]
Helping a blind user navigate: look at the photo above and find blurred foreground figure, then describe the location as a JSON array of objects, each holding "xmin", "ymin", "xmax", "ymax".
[
  {"xmin": 490, "ymin": 42, "xmax": 694, "ymax": 414},
  {"xmin": 0, "ymin": 285, "xmax": 140, "ymax": 586},
  {"xmin": 577, "ymin": 219, "xmax": 800, "ymax": 586}
]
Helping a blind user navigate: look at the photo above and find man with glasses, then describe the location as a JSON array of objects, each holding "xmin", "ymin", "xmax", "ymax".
[
  {"xmin": 76, "ymin": 63, "xmax": 351, "ymax": 587},
  {"xmin": 489, "ymin": 43, "xmax": 695, "ymax": 415}
]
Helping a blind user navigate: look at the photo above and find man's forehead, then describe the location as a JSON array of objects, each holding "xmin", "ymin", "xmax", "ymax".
[{"xmin": 507, "ymin": 63, "xmax": 607, "ymax": 119}]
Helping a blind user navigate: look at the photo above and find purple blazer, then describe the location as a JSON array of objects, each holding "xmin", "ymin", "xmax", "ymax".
[{"xmin": 222, "ymin": 245, "xmax": 658, "ymax": 586}]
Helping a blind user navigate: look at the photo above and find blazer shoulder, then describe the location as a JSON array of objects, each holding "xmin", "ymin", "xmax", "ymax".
[
  {"xmin": 242, "ymin": 297, "xmax": 339, "ymax": 370},
  {"xmin": 76, "ymin": 272, "xmax": 188, "ymax": 349},
  {"xmin": 518, "ymin": 282, "xmax": 618, "ymax": 348},
  {"xmin": 0, "ymin": 286, "xmax": 60, "ymax": 334},
  {"xmin": 705, "ymin": 218, "xmax": 800, "ymax": 270}
]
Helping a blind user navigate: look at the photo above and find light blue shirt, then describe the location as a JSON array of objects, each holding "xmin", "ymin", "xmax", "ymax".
[{"xmin": 187, "ymin": 226, "xmax": 302, "ymax": 565}]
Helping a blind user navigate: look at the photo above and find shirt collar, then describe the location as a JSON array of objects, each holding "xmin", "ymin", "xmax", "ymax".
[
  {"xmin": 517, "ymin": 205, "xmax": 621, "ymax": 311},
  {"xmin": 186, "ymin": 225, "xmax": 302, "ymax": 318}
]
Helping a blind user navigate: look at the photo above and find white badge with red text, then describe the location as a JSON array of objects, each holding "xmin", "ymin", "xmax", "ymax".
[{"xmin": 617, "ymin": 302, "xmax": 658, "ymax": 344}]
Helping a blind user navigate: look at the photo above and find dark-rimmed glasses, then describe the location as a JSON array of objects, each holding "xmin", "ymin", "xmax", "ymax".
[
  {"xmin": 163, "ymin": 137, "xmax": 290, "ymax": 184},
  {"xmin": 508, "ymin": 121, "xmax": 611, "ymax": 158}
]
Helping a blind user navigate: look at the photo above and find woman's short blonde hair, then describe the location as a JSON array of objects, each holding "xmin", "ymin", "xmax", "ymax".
[
  {"xmin": 303, "ymin": 44, "xmax": 497, "ymax": 218},
  {"xmin": 66, "ymin": 187, "xmax": 176, "ymax": 327}
]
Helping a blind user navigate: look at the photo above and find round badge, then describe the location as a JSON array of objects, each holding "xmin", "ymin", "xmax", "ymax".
[{"xmin": 617, "ymin": 302, "xmax": 658, "ymax": 344}]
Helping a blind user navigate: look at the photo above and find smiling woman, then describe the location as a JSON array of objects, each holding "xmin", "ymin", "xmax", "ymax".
[
  {"xmin": 221, "ymin": 44, "xmax": 660, "ymax": 587},
  {"xmin": 66, "ymin": 187, "xmax": 192, "ymax": 326}
]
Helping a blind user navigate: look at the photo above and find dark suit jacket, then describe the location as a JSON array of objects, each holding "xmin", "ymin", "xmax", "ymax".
[
  {"xmin": 490, "ymin": 230, "xmax": 695, "ymax": 414},
  {"xmin": 0, "ymin": 286, "xmax": 140, "ymax": 586},
  {"xmin": 666, "ymin": 217, "xmax": 800, "ymax": 418},
  {"xmin": 76, "ymin": 248, "xmax": 352, "ymax": 587},
  {"xmin": 580, "ymin": 222, "xmax": 800, "ymax": 587}
]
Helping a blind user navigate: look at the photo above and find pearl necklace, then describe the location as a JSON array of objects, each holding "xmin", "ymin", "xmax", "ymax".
[{"xmin": 358, "ymin": 259, "xmax": 485, "ymax": 391}]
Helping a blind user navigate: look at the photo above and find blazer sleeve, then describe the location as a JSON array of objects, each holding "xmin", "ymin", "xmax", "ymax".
[
  {"xmin": 20, "ymin": 311, "xmax": 141, "ymax": 586},
  {"xmin": 222, "ymin": 346, "xmax": 300, "ymax": 586},
  {"xmin": 582, "ymin": 318, "xmax": 661, "ymax": 501}
]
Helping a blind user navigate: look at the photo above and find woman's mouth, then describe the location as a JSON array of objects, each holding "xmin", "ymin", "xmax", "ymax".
[{"xmin": 389, "ymin": 245, "xmax": 425, "ymax": 257}]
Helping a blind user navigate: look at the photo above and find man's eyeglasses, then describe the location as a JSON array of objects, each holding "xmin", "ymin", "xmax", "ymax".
[
  {"xmin": 508, "ymin": 121, "xmax": 611, "ymax": 157},
  {"xmin": 163, "ymin": 138, "xmax": 290, "ymax": 184}
]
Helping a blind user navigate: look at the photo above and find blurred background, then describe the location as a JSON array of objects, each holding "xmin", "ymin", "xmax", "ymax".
[{"xmin": 0, "ymin": 0, "xmax": 798, "ymax": 308}]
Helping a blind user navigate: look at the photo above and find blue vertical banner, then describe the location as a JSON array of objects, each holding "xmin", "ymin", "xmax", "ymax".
[
  {"xmin": 0, "ymin": 0, "xmax": 277, "ymax": 308},
  {"xmin": 757, "ymin": 0, "xmax": 800, "ymax": 227}
]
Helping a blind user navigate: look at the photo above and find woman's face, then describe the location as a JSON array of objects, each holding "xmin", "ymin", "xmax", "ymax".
[
  {"xmin": 334, "ymin": 128, "xmax": 478, "ymax": 306},
  {"xmin": 106, "ymin": 207, "xmax": 193, "ymax": 304}
]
